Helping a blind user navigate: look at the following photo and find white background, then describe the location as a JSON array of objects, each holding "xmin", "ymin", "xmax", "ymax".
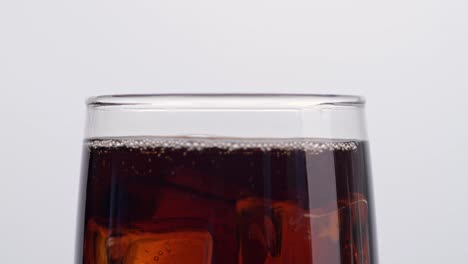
[{"xmin": 1, "ymin": 0, "xmax": 467, "ymax": 263}]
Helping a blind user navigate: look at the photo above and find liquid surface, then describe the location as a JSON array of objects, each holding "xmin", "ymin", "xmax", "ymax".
[{"xmin": 77, "ymin": 137, "xmax": 377, "ymax": 264}]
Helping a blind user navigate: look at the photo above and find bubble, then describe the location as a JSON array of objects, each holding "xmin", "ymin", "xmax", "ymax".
[
  {"xmin": 153, "ymin": 256, "xmax": 159, "ymax": 261},
  {"xmin": 158, "ymin": 250, "xmax": 163, "ymax": 255},
  {"xmin": 87, "ymin": 137, "xmax": 360, "ymax": 153}
]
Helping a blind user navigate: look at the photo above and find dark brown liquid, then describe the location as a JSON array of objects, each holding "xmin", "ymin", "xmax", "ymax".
[{"xmin": 76, "ymin": 137, "xmax": 377, "ymax": 264}]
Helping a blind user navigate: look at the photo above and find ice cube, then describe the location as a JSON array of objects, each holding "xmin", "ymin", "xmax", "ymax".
[
  {"xmin": 336, "ymin": 197, "xmax": 371, "ymax": 264},
  {"xmin": 236, "ymin": 198, "xmax": 282, "ymax": 264},
  {"xmin": 151, "ymin": 186, "xmax": 238, "ymax": 264},
  {"xmin": 270, "ymin": 200, "xmax": 316, "ymax": 264},
  {"xmin": 84, "ymin": 220, "xmax": 213, "ymax": 264},
  {"xmin": 83, "ymin": 220, "xmax": 109, "ymax": 264},
  {"xmin": 122, "ymin": 231, "xmax": 212, "ymax": 264},
  {"xmin": 236, "ymin": 195, "xmax": 370, "ymax": 264}
]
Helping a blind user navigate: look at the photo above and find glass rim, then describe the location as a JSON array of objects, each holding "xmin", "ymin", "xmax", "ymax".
[{"xmin": 86, "ymin": 93, "xmax": 365, "ymax": 109}]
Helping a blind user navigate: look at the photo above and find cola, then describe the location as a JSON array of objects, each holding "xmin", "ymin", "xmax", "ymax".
[{"xmin": 76, "ymin": 137, "xmax": 377, "ymax": 264}]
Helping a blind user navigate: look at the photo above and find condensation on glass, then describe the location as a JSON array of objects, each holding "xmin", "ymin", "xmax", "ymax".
[{"xmin": 76, "ymin": 94, "xmax": 378, "ymax": 264}]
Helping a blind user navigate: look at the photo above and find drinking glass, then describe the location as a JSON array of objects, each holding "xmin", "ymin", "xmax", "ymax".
[{"xmin": 76, "ymin": 94, "xmax": 378, "ymax": 264}]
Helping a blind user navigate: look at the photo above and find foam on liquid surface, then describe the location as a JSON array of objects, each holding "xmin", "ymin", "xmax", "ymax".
[{"xmin": 86, "ymin": 137, "xmax": 359, "ymax": 153}]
